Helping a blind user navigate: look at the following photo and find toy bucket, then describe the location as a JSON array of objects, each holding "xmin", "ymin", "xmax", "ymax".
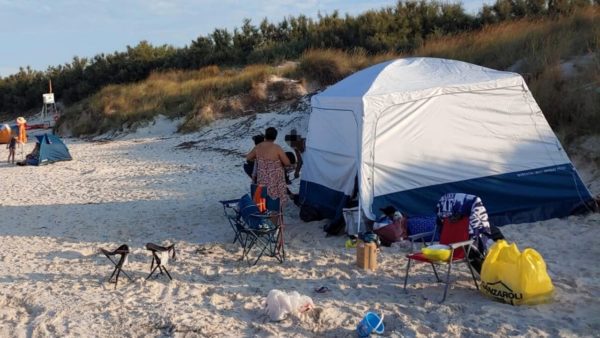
[{"xmin": 356, "ymin": 312, "xmax": 384, "ymax": 337}]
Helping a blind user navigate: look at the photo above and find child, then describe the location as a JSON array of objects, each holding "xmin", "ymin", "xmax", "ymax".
[{"xmin": 7, "ymin": 136, "xmax": 16, "ymax": 164}]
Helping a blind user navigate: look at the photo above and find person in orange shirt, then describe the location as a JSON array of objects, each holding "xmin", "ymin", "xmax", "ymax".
[{"xmin": 16, "ymin": 117, "xmax": 27, "ymax": 144}]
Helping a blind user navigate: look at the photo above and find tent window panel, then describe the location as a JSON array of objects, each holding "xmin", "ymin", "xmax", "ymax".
[
  {"xmin": 372, "ymin": 88, "xmax": 570, "ymax": 195},
  {"xmin": 302, "ymin": 148, "xmax": 357, "ymax": 194},
  {"xmin": 307, "ymin": 108, "xmax": 358, "ymax": 157}
]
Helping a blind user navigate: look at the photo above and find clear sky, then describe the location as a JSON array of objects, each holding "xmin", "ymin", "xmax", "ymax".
[{"xmin": 0, "ymin": 0, "xmax": 489, "ymax": 77}]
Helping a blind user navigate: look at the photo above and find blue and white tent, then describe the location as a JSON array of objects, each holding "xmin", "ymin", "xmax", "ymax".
[
  {"xmin": 30, "ymin": 133, "xmax": 72, "ymax": 165},
  {"xmin": 299, "ymin": 57, "xmax": 592, "ymax": 226}
]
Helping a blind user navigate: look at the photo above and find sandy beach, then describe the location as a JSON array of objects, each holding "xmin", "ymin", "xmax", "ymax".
[{"xmin": 0, "ymin": 109, "xmax": 598, "ymax": 337}]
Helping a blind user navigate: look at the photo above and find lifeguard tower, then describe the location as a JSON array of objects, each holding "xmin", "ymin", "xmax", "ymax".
[{"xmin": 41, "ymin": 80, "xmax": 59, "ymax": 127}]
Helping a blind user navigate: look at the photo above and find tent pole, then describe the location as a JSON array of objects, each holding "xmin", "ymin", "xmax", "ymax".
[{"xmin": 357, "ymin": 199, "xmax": 361, "ymax": 235}]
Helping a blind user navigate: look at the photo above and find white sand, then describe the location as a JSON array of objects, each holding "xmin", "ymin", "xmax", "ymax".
[{"xmin": 0, "ymin": 109, "xmax": 598, "ymax": 337}]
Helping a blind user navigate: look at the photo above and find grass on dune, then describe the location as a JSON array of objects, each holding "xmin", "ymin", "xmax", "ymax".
[
  {"xmin": 61, "ymin": 7, "xmax": 599, "ymax": 140},
  {"xmin": 415, "ymin": 8, "xmax": 600, "ymax": 141},
  {"xmin": 63, "ymin": 65, "xmax": 276, "ymax": 135}
]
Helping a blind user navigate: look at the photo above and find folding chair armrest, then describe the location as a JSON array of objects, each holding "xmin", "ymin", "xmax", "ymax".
[
  {"xmin": 407, "ymin": 231, "xmax": 435, "ymax": 252},
  {"xmin": 250, "ymin": 213, "xmax": 276, "ymax": 219},
  {"xmin": 220, "ymin": 199, "xmax": 240, "ymax": 207},
  {"xmin": 408, "ymin": 231, "xmax": 434, "ymax": 242},
  {"xmin": 265, "ymin": 210, "xmax": 283, "ymax": 217},
  {"xmin": 449, "ymin": 239, "xmax": 473, "ymax": 250},
  {"xmin": 101, "ymin": 246, "xmax": 129, "ymax": 256}
]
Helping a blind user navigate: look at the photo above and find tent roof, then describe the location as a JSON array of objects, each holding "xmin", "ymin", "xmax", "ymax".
[
  {"xmin": 317, "ymin": 57, "xmax": 521, "ymax": 101},
  {"xmin": 36, "ymin": 133, "xmax": 65, "ymax": 143}
]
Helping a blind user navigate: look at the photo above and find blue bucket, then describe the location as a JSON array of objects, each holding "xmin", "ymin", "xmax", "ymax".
[{"xmin": 356, "ymin": 312, "xmax": 384, "ymax": 337}]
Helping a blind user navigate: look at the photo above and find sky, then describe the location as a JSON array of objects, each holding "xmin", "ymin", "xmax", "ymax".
[{"xmin": 0, "ymin": 0, "xmax": 490, "ymax": 77}]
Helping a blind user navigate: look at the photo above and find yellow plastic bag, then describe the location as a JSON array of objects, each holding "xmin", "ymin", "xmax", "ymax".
[{"xmin": 480, "ymin": 240, "xmax": 554, "ymax": 305}]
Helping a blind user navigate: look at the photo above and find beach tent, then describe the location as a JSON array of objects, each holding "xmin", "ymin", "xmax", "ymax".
[
  {"xmin": 30, "ymin": 133, "xmax": 72, "ymax": 165},
  {"xmin": 299, "ymin": 57, "xmax": 593, "ymax": 226},
  {"xmin": 0, "ymin": 124, "xmax": 11, "ymax": 144}
]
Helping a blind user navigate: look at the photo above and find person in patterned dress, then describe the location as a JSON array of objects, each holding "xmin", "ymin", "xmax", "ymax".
[{"xmin": 246, "ymin": 127, "xmax": 291, "ymax": 206}]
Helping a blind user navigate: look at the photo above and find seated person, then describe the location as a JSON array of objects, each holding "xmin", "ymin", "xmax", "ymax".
[
  {"xmin": 284, "ymin": 151, "xmax": 296, "ymax": 185},
  {"xmin": 17, "ymin": 143, "xmax": 40, "ymax": 166},
  {"xmin": 291, "ymin": 138, "xmax": 305, "ymax": 179},
  {"xmin": 284, "ymin": 129, "xmax": 306, "ymax": 179},
  {"xmin": 244, "ymin": 134, "xmax": 265, "ymax": 181},
  {"xmin": 25, "ymin": 143, "xmax": 40, "ymax": 165}
]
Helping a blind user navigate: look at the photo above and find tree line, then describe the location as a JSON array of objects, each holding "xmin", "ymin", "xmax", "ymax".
[{"xmin": 0, "ymin": 0, "xmax": 596, "ymax": 116}]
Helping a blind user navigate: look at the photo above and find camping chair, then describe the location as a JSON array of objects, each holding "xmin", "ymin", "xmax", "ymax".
[
  {"xmin": 217, "ymin": 184, "xmax": 278, "ymax": 247},
  {"xmin": 219, "ymin": 185, "xmax": 278, "ymax": 249},
  {"xmin": 406, "ymin": 215, "xmax": 439, "ymax": 252},
  {"xmin": 239, "ymin": 191, "xmax": 284, "ymax": 266},
  {"xmin": 403, "ymin": 217, "xmax": 479, "ymax": 303},
  {"xmin": 220, "ymin": 198, "xmax": 249, "ymax": 245},
  {"xmin": 100, "ymin": 244, "xmax": 133, "ymax": 288},
  {"xmin": 219, "ymin": 195, "xmax": 271, "ymax": 265},
  {"xmin": 251, "ymin": 183, "xmax": 285, "ymax": 260},
  {"xmin": 145, "ymin": 243, "xmax": 176, "ymax": 280},
  {"xmin": 220, "ymin": 190, "xmax": 284, "ymax": 265}
]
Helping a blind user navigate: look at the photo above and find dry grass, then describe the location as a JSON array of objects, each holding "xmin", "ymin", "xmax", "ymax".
[
  {"xmin": 416, "ymin": 8, "xmax": 599, "ymax": 73},
  {"xmin": 61, "ymin": 65, "xmax": 283, "ymax": 135},
  {"xmin": 297, "ymin": 49, "xmax": 398, "ymax": 87},
  {"xmin": 531, "ymin": 54, "xmax": 600, "ymax": 143},
  {"xmin": 414, "ymin": 7, "xmax": 600, "ymax": 142}
]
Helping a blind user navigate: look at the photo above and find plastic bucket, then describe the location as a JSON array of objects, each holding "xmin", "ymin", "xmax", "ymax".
[
  {"xmin": 343, "ymin": 207, "xmax": 367, "ymax": 236},
  {"xmin": 356, "ymin": 312, "xmax": 384, "ymax": 337}
]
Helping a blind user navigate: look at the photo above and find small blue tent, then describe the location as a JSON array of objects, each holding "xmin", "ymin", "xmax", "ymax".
[{"xmin": 29, "ymin": 133, "xmax": 72, "ymax": 165}]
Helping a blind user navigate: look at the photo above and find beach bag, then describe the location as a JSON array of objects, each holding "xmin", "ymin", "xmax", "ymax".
[
  {"xmin": 480, "ymin": 240, "xmax": 554, "ymax": 305},
  {"xmin": 373, "ymin": 215, "xmax": 407, "ymax": 246}
]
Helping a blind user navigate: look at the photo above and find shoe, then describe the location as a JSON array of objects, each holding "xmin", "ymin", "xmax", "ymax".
[{"xmin": 314, "ymin": 286, "xmax": 330, "ymax": 293}]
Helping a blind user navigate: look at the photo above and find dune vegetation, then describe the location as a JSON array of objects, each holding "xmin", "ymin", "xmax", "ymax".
[
  {"xmin": 415, "ymin": 8, "xmax": 600, "ymax": 140},
  {"xmin": 63, "ymin": 65, "xmax": 286, "ymax": 135},
  {"xmin": 0, "ymin": 1, "xmax": 597, "ymax": 140}
]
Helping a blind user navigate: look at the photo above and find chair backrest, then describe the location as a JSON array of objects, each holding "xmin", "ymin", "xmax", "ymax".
[
  {"xmin": 239, "ymin": 194, "xmax": 259, "ymax": 217},
  {"xmin": 252, "ymin": 184, "xmax": 267, "ymax": 212},
  {"xmin": 146, "ymin": 243, "xmax": 176, "ymax": 259},
  {"xmin": 115, "ymin": 244, "xmax": 130, "ymax": 254},
  {"xmin": 251, "ymin": 184, "xmax": 280, "ymax": 213},
  {"xmin": 239, "ymin": 194, "xmax": 264, "ymax": 229},
  {"xmin": 439, "ymin": 217, "xmax": 470, "ymax": 259},
  {"xmin": 102, "ymin": 244, "xmax": 129, "ymax": 257}
]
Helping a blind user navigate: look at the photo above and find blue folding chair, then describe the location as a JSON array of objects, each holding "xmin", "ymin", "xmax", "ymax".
[
  {"xmin": 219, "ymin": 190, "xmax": 284, "ymax": 265},
  {"xmin": 251, "ymin": 184, "xmax": 285, "ymax": 261},
  {"xmin": 220, "ymin": 198, "xmax": 248, "ymax": 245}
]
